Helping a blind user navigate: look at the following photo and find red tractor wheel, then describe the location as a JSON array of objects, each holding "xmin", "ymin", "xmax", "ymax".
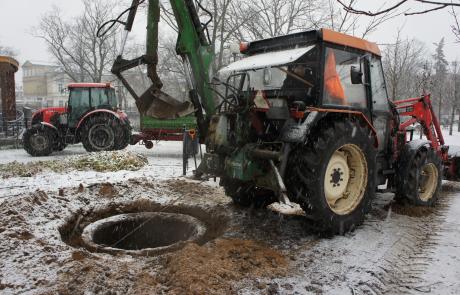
[
  {"xmin": 23, "ymin": 125, "xmax": 55, "ymax": 157},
  {"xmin": 80, "ymin": 114, "xmax": 116, "ymax": 152}
]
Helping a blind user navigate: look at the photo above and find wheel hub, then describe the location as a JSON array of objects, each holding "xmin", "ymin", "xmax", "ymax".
[
  {"xmin": 323, "ymin": 144, "xmax": 368, "ymax": 215},
  {"xmin": 30, "ymin": 134, "xmax": 47, "ymax": 151},
  {"xmin": 88, "ymin": 124, "xmax": 114, "ymax": 150},
  {"xmin": 325, "ymin": 152, "xmax": 350, "ymax": 203},
  {"xmin": 331, "ymin": 168, "xmax": 344, "ymax": 187}
]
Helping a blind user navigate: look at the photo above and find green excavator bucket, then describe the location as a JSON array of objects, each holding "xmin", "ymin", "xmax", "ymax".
[{"xmin": 136, "ymin": 85, "xmax": 194, "ymax": 119}]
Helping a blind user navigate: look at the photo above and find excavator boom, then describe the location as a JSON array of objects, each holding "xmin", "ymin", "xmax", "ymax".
[{"xmin": 111, "ymin": 0, "xmax": 215, "ymax": 134}]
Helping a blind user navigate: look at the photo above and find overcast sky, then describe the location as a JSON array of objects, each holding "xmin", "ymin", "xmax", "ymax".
[{"xmin": 0, "ymin": 0, "xmax": 459, "ymax": 83}]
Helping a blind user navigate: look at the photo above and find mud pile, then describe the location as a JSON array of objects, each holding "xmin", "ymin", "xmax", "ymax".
[{"xmin": 162, "ymin": 239, "xmax": 287, "ymax": 294}]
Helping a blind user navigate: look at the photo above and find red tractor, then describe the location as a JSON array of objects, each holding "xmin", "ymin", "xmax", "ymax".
[{"xmin": 23, "ymin": 83, "xmax": 131, "ymax": 156}]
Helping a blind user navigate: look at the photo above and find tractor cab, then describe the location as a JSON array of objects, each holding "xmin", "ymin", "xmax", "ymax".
[
  {"xmin": 217, "ymin": 28, "xmax": 391, "ymax": 153},
  {"xmin": 66, "ymin": 83, "xmax": 118, "ymax": 128}
]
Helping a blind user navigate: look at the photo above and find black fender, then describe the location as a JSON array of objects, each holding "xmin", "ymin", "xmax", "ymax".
[
  {"xmin": 76, "ymin": 110, "xmax": 130, "ymax": 130},
  {"xmin": 396, "ymin": 139, "xmax": 431, "ymax": 186},
  {"xmin": 280, "ymin": 110, "xmax": 379, "ymax": 147},
  {"xmin": 279, "ymin": 111, "xmax": 324, "ymax": 143},
  {"xmin": 75, "ymin": 110, "xmax": 130, "ymax": 135}
]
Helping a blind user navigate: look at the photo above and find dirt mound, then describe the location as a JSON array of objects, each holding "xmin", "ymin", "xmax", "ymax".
[{"xmin": 161, "ymin": 239, "xmax": 287, "ymax": 294}]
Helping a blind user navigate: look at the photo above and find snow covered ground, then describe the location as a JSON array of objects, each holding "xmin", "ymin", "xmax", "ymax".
[
  {"xmin": 1, "ymin": 132, "xmax": 460, "ymax": 294},
  {"xmin": 0, "ymin": 142, "xmax": 194, "ymax": 201}
]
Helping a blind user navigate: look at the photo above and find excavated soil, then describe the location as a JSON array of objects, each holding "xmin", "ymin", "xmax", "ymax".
[
  {"xmin": 161, "ymin": 239, "xmax": 287, "ymax": 294},
  {"xmin": 1, "ymin": 178, "xmax": 460, "ymax": 294},
  {"xmin": 385, "ymin": 202, "xmax": 437, "ymax": 217}
]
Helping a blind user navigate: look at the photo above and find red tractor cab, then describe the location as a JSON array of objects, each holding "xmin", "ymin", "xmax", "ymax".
[{"xmin": 23, "ymin": 83, "xmax": 131, "ymax": 156}]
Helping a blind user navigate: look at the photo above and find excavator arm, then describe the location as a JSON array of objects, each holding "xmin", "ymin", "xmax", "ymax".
[{"xmin": 110, "ymin": 0, "xmax": 215, "ymax": 135}]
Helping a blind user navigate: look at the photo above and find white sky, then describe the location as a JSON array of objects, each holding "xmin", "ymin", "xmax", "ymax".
[{"xmin": 0, "ymin": 0, "xmax": 459, "ymax": 84}]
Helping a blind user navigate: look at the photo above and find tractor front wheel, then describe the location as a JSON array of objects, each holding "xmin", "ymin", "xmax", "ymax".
[
  {"xmin": 23, "ymin": 126, "xmax": 55, "ymax": 157},
  {"xmin": 81, "ymin": 114, "xmax": 116, "ymax": 152},
  {"xmin": 396, "ymin": 147, "xmax": 442, "ymax": 206},
  {"xmin": 286, "ymin": 119, "xmax": 376, "ymax": 235}
]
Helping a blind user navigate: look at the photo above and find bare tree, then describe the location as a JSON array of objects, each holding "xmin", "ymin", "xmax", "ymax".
[
  {"xmin": 159, "ymin": 0, "xmax": 262, "ymax": 72},
  {"xmin": 336, "ymin": 0, "xmax": 460, "ymax": 17},
  {"xmin": 382, "ymin": 30, "xmax": 428, "ymax": 101},
  {"xmin": 449, "ymin": 61, "xmax": 459, "ymax": 134},
  {"xmin": 451, "ymin": 7, "xmax": 460, "ymax": 42},
  {"xmin": 232, "ymin": 0, "xmax": 326, "ymax": 40},
  {"xmin": 325, "ymin": 0, "xmax": 399, "ymax": 38},
  {"xmin": 433, "ymin": 37, "xmax": 449, "ymax": 119},
  {"xmin": 34, "ymin": 0, "xmax": 120, "ymax": 83}
]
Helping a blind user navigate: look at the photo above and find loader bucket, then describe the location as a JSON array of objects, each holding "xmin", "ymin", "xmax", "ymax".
[{"xmin": 136, "ymin": 85, "xmax": 195, "ymax": 120}]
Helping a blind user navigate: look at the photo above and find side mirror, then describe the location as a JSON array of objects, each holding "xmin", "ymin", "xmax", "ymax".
[{"xmin": 351, "ymin": 66, "xmax": 363, "ymax": 85}]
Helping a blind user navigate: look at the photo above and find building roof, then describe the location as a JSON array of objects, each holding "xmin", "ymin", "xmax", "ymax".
[
  {"xmin": 22, "ymin": 60, "xmax": 59, "ymax": 68},
  {"xmin": 0, "ymin": 56, "xmax": 19, "ymax": 70}
]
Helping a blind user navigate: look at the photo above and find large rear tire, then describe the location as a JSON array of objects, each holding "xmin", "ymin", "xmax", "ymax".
[
  {"xmin": 81, "ymin": 114, "xmax": 116, "ymax": 152},
  {"xmin": 220, "ymin": 178, "xmax": 277, "ymax": 208},
  {"xmin": 396, "ymin": 147, "xmax": 442, "ymax": 206},
  {"xmin": 23, "ymin": 126, "xmax": 54, "ymax": 157},
  {"xmin": 286, "ymin": 119, "xmax": 376, "ymax": 235},
  {"xmin": 113, "ymin": 123, "xmax": 131, "ymax": 151}
]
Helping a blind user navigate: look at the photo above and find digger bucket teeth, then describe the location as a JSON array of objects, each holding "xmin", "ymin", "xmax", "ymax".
[{"xmin": 136, "ymin": 85, "xmax": 194, "ymax": 120}]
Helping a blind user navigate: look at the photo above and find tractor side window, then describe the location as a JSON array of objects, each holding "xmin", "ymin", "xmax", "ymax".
[
  {"xmin": 323, "ymin": 48, "xmax": 366, "ymax": 108},
  {"xmin": 370, "ymin": 58, "xmax": 389, "ymax": 111}
]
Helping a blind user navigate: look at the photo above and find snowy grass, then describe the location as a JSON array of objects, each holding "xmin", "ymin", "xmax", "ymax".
[{"xmin": 0, "ymin": 151, "xmax": 148, "ymax": 178}]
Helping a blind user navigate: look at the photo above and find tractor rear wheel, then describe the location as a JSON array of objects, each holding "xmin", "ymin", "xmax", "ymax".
[
  {"xmin": 396, "ymin": 147, "xmax": 442, "ymax": 206},
  {"xmin": 23, "ymin": 126, "xmax": 54, "ymax": 157},
  {"xmin": 113, "ymin": 123, "xmax": 131, "ymax": 151},
  {"xmin": 220, "ymin": 178, "xmax": 277, "ymax": 208},
  {"xmin": 81, "ymin": 114, "xmax": 116, "ymax": 152},
  {"xmin": 286, "ymin": 120, "xmax": 376, "ymax": 235}
]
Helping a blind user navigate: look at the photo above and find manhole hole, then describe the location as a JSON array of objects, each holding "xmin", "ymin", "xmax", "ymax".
[{"xmin": 81, "ymin": 212, "xmax": 206, "ymax": 256}]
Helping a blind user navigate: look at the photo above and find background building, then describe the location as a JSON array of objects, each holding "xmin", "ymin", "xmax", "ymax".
[{"xmin": 22, "ymin": 61, "xmax": 71, "ymax": 108}]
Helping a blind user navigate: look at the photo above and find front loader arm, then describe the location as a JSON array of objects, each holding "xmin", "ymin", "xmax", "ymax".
[
  {"xmin": 394, "ymin": 94, "xmax": 447, "ymax": 160},
  {"xmin": 111, "ymin": 0, "xmax": 215, "ymax": 135}
]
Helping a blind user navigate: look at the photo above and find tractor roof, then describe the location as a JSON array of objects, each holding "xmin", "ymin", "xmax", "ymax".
[
  {"xmin": 241, "ymin": 28, "xmax": 381, "ymax": 57},
  {"xmin": 321, "ymin": 29, "xmax": 381, "ymax": 56},
  {"xmin": 68, "ymin": 83, "xmax": 113, "ymax": 89}
]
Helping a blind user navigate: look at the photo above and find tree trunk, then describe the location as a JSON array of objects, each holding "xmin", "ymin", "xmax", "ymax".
[
  {"xmin": 438, "ymin": 88, "xmax": 442, "ymax": 124},
  {"xmin": 451, "ymin": 78, "xmax": 458, "ymax": 135}
]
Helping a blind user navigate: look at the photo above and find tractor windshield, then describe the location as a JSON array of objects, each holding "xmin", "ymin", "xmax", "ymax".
[
  {"xmin": 219, "ymin": 46, "xmax": 320, "ymax": 105},
  {"xmin": 91, "ymin": 88, "xmax": 118, "ymax": 109}
]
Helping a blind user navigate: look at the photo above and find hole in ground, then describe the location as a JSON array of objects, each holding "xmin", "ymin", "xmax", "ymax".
[
  {"xmin": 59, "ymin": 200, "xmax": 229, "ymax": 256},
  {"xmin": 82, "ymin": 212, "xmax": 206, "ymax": 254}
]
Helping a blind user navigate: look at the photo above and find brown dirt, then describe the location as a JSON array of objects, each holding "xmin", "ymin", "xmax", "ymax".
[
  {"xmin": 161, "ymin": 239, "xmax": 287, "ymax": 294},
  {"xmin": 98, "ymin": 183, "xmax": 118, "ymax": 198},
  {"xmin": 387, "ymin": 203, "xmax": 436, "ymax": 218},
  {"xmin": 164, "ymin": 179, "xmax": 220, "ymax": 199}
]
